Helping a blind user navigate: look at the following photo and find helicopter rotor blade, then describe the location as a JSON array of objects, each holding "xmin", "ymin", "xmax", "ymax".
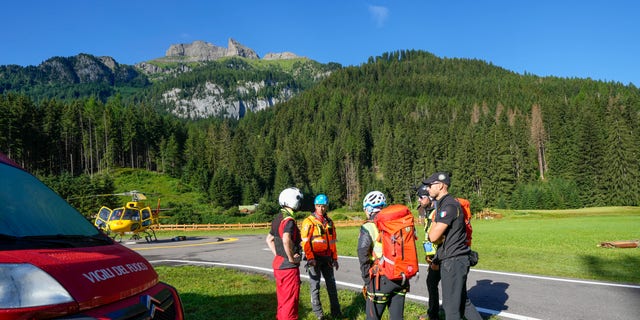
[{"xmin": 68, "ymin": 190, "xmax": 156, "ymax": 202}]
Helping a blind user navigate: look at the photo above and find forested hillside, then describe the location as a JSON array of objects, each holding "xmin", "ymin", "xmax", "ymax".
[
  {"xmin": 0, "ymin": 54, "xmax": 148, "ymax": 101},
  {"xmin": 2, "ymin": 50, "xmax": 639, "ymax": 220}
]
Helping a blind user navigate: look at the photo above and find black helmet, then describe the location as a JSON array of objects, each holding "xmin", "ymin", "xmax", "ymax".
[{"xmin": 416, "ymin": 184, "xmax": 429, "ymax": 197}]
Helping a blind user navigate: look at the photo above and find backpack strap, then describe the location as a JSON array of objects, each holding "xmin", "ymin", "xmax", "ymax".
[{"xmin": 301, "ymin": 215, "xmax": 316, "ymax": 258}]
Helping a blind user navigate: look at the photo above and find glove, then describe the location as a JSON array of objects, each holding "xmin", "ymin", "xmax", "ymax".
[
  {"xmin": 425, "ymin": 255, "xmax": 434, "ymax": 264},
  {"xmin": 308, "ymin": 259, "xmax": 316, "ymax": 267},
  {"xmin": 332, "ymin": 260, "xmax": 339, "ymax": 271}
]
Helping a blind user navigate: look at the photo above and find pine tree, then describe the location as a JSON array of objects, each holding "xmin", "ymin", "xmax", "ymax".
[{"xmin": 601, "ymin": 98, "xmax": 640, "ymax": 205}]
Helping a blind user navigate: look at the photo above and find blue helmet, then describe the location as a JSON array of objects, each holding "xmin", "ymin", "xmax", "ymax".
[{"xmin": 314, "ymin": 194, "xmax": 328, "ymax": 205}]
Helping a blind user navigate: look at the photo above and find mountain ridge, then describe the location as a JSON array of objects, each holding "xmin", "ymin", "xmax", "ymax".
[{"xmin": 0, "ymin": 38, "xmax": 339, "ymax": 118}]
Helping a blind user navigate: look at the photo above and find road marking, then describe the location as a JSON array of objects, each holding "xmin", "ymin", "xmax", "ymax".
[
  {"xmin": 129, "ymin": 237, "xmax": 238, "ymax": 250},
  {"xmin": 470, "ymin": 268, "xmax": 640, "ymax": 289},
  {"xmin": 150, "ymin": 258, "xmax": 542, "ymax": 320},
  {"xmin": 341, "ymin": 255, "xmax": 640, "ymax": 289}
]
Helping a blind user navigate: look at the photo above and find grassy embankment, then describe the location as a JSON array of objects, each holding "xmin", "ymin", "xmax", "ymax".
[{"xmin": 153, "ymin": 206, "xmax": 640, "ymax": 319}]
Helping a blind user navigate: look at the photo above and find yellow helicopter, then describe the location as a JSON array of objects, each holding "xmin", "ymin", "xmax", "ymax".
[{"xmin": 93, "ymin": 190, "xmax": 161, "ymax": 242}]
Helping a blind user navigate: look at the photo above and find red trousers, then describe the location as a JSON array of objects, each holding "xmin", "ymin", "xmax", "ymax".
[{"xmin": 273, "ymin": 265, "xmax": 301, "ymax": 320}]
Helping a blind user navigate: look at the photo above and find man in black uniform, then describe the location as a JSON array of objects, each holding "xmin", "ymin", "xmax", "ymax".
[{"xmin": 425, "ymin": 172, "xmax": 482, "ymax": 320}]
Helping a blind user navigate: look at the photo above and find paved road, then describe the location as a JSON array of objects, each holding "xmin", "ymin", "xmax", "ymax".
[{"xmin": 125, "ymin": 235, "xmax": 640, "ymax": 320}]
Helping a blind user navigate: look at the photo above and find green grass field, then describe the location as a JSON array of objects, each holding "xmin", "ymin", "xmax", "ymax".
[
  {"xmin": 156, "ymin": 265, "xmax": 432, "ymax": 320},
  {"xmin": 153, "ymin": 207, "xmax": 640, "ymax": 319}
]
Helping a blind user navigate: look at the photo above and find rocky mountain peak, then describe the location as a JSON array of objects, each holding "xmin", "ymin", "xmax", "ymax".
[
  {"xmin": 165, "ymin": 38, "xmax": 261, "ymax": 62},
  {"xmin": 226, "ymin": 38, "xmax": 259, "ymax": 59}
]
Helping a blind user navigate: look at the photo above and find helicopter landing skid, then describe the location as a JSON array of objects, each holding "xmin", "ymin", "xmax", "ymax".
[
  {"xmin": 142, "ymin": 228, "xmax": 158, "ymax": 243},
  {"xmin": 128, "ymin": 233, "xmax": 143, "ymax": 241},
  {"xmin": 110, "ymin": 233, "xmax": 123, "ymax": 243},
  {"xmin": 145, "ymin": 228, "xmax": 158, "ymax": 242},
  {"xmin": 125, "ymin": 229, "xmax": 158, "ymax": 243}
]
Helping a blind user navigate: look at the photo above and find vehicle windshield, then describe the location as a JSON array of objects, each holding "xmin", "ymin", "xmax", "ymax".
[
  {"xmin": 109, "ymin": 208, "xmax": 124, "ymax": 221},
  {"xmin": 0, "ymin": 162, "xmax": 102, "ymax": 239},
  {"xmin": 123, "ymin": 208, "xmax": 140, "ymax": 220}
]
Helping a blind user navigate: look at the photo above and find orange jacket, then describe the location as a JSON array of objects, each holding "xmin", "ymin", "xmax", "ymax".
[{"xmin": 301, "ymin": 213, "xmax": 338, "ymax": 261}]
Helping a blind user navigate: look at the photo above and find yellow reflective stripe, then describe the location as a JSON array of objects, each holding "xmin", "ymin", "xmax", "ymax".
[{"xmin": 367, "ymin": 291, "xmax": 390, "ymax": 303}]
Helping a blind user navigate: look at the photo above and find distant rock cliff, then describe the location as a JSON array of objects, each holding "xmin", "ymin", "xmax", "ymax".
[
  {"xmin": 161, "ymin": 81, "xmax": 294, "ymax": 119},
  {"xmin": 165, "ymin": 40, "xmax": 229, "ymax": 61},
  {"xmin": 163, "ymin": 38, "xmax": 298, "ymax": 62},
  {"xmin": 130, "ymin": 38, "xmax": 332, "ymax": 119},
  {"xmin": 263, "ymin": 52, "xmax": 299, "ymax": 60}
]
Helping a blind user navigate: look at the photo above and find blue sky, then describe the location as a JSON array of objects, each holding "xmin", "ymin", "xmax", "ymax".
[{"xmin": 2, "ymin": 1, "xmax": 639, "ymax": 85}]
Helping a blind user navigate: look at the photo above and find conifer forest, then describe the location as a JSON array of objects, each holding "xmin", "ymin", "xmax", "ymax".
[{"xmin": 2, "ymin": 51, "xmax": 639, "ymax": 221}]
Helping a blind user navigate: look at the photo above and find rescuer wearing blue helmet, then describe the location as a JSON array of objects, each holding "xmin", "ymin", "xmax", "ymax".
[
  {"xmin": 314, "ymin": 194, "xmax": 328, "ymax": 206},
  {"xmin": 301, "ymin": 194, "xmax": 342, "ymax": 319}
]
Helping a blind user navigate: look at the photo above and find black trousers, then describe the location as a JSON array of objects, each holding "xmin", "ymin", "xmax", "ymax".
[
  {"xmin": 440, "ymin": 255, "xmax": 482, "ymax": 320},
  {"xmin": 365, "ymin": 275, "xmax": 408, "ymax": 320},
  {"xmin": 307, "ymin": 256, "xmax": 341, "ymax": 316},
  {"xmin": 426, "ymin": 264, "xmax": 441, "ymax": 319}
]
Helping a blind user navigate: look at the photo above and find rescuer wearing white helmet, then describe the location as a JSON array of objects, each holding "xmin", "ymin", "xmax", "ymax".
[
  {"xmin": 266, "ymin": 187, "xmax": 304, "ymax": 320},
  {"xmin": 358, "ymin": 190, "xmax": 409, "ymax": 320}
]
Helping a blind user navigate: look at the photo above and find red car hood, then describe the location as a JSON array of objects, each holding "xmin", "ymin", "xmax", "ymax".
[{"xmin": 1, "ymin": 244, "xmax": 158, "ymax": 310}]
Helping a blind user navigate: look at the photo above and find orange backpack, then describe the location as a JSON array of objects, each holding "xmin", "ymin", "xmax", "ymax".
[
  {"xmin": 456, "ymin": 198, "xmax": 473, "ymax": 247},
  {"xmin": 372, "ymin": 204, "xmax": 419, "ymax": 284}
]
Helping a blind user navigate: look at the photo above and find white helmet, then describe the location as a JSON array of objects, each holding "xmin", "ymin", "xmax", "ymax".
[
  {"xmin": 363, "ymin": 191, "xmax": 386, "ymax": 212},
  {"xmin": 279, "ymin": 187, "xmax": 303, "ymax": 210}
]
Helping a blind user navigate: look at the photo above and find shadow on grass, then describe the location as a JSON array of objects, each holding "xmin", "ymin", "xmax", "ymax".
[{"xmin": 580, "ymin": 254, "xmax": 640, "ymax": 284}]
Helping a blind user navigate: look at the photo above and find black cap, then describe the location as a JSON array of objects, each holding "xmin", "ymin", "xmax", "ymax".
[{"xmin": 423, "ymin": 172, "xmax": 451, "ymax": 186}]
